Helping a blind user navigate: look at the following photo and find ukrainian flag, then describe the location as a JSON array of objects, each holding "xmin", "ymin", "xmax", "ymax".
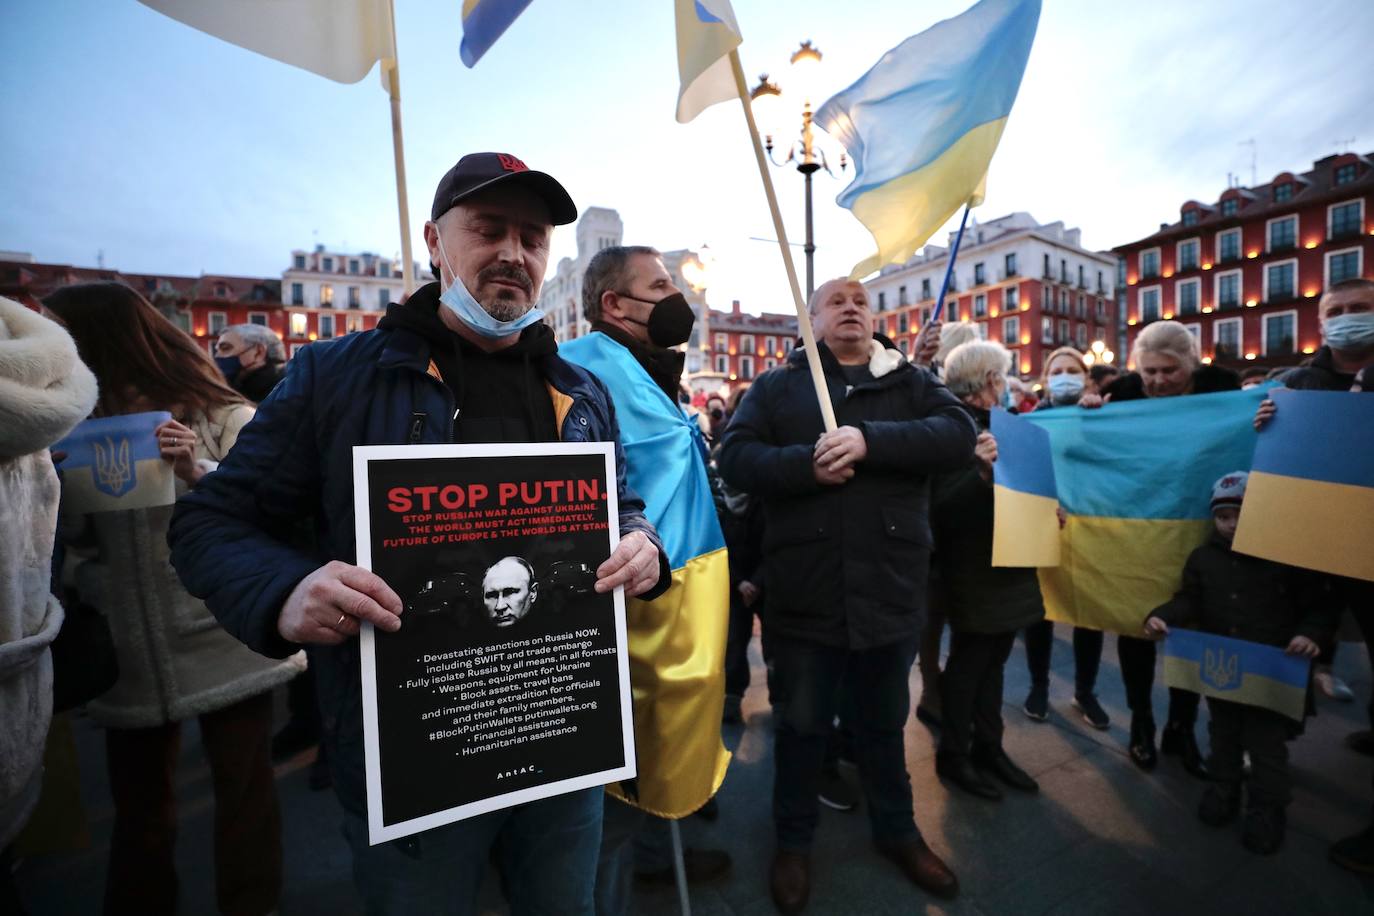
[
  {"xmin": 560, "ymin": 334, "xmax": 731, "ymax": 818},
  {"xmin": 990, "ymin": 409, "xmax": 1059, "ymax": 568},
  {"xmin": 814, "ymin": 0, "xmax": 1040, "ymax": 278},
  {"xmin": 1021, "ymin": 388, "xmax": 1268, "ymax": 635},
  {"xmin": 1163, "ymin": 628, "xmax": 1309, "ymax": 722},
  {"xmin": 1233, "ymin": 390, "xmax": 1374, "ymax": 582},
  {"xmin": 459, "ymin": 0, "xmax": 534, "ymax": 67},
  {"xmin": 54, "ymin": 411, "xmax": 177, "ymax": 514},
  {"xmin": 674, "ymin": 0, "xmax": 743, "ymax": 123}
]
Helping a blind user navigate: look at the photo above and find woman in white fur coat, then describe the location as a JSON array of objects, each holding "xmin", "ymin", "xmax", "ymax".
[
  {"xmin": 44, "ymin": 283, "xmax": 303, "ymax": 916},
  {"xmin": 0, "ymin": 297, "xmax": 97, "ymax": 853}
]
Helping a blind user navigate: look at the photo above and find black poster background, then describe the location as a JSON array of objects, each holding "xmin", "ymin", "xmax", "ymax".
[{"xmin": 365, "ymin": 452, "xmax": 626, "ymax": 827}]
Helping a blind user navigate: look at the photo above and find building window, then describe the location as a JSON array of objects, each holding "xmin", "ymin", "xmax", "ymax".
[
  {"xmin": 248, "ymin": 312, "xmax": 268, "ymax": 326},
  {"xmin": 1041, "ymin": 316, "xmax": 1054, "ymax": 345},
  {"xmin": 290, "ymin": 282, "xmax": 304, "ymax": 305},
  {"xmin": 289, "ymin": 312, "xmax": 308, "ymax": 337},
  {"xmin": 1042, "ymin": 253, "xmax": 1051, "ymax": 278},
  {"xmin": 1267, "ymin": 215, "xmax": 1297, "ymax": 252},
  {"xmin": 918, "ymin": 278, "xmax": 931, "ymax": 300},
  {"xmin": 974, "ymin": 262, "xmax": 986, "ymax": 286},
  {"xmin": 740, "ymin": 335, "xmax": 754, "ymax": 354},
  {"xmin": 1274, "ymin": 182, "xmax": 1293, "ymax": 203},
  {"xmin": 1005, "ymin": 252, "xmax": 1018, "ymax": 276},
  {"xmin": 1335, "ymin": 163, "xmax": 1357, "ymax": 185},
  {"xmin": 1182, "ymin": 209, "xmax": 1198, "ymax": 227},
  {"xmin": 740, "ymin": 356, "xmax": 754, "ymax": 380},
  {"xmin": 349, "ymin": 259, "xmax": 360, "ymax": 274},
  {"xmin": 378, "ymin": 287, "xmax": 391, "ymax": 308},
  {"xmin": 206, "ymin": 311, "xmax": 225, "ymax": 335},
  {"xmin": 1140, "ymin": 249, "xmax": 1160, "ymax": 280},
  {"xmin": 899, "ymin": 285, "xmax": 909, "ymax": 306},
  {"xmin": 318, "ymin": 314, "xmax": 335, "ymax": 339},
  {"xmin": 346, "ymin": 316, "xmax": 361, "ymax": 334},
  {"xmin": 1262, "ymin": 311, "xmax": 1297, "ymax": 356},
  {"xmin": 1060, "ymin": 258, "xmax": 1068, "ymax": 283},
  {"xmin": 1329, "ymin": 200, "xmax": 1363, "ymax": 239},
  {"xmin": 322, "ymin": 256, "xmax": 334, "ymax": 272},
  {"xmin": 715, "ymin": 333, "xmax": 727, "ymax": 352},
  {"xmin": 973, "ymin": 294, "xmax": 987, "ymax": 318},
  {"xmin": 765, "ymin": 358, "xmax": 777, "ymax": 370},
  {"xmin": 1075, "ymin": 323, "xmax": 1088, "ymax": 349},
  {"xmin": 1177, "ymin": 279, "xmax": 1200, "ymax": 316},
  {"xmin": 348, "ymin": 286, "xmax": 361, "ymax": 308},
  {"xmin": 1006, "ymin": 287, "xmax": 1019, "ymax": 310},
  {"xmin": 764, "ymin": 336, "xmax": 777, "ymax": 355},
  {"xmin": 947, "ymin": 301, "xmax": 961, "ymax": 322},
  {"xmin": 1220, "ymin": 198, "xmax": 1238, "ymax": 217},
  {"xmin": 1077, "ymin": 294, "xmax": 1086, "ymax": 318},
  {"xmin": 293, "ymin": 254, "xmax": 306, "ymax": 269},
  {"xmin": 214, "ymin": 284, "xmax": 228, "ymax": 299},
  {"xmin": 1096, "ymin": 270, "xmax": 1105, "ymax": 293},
  {"xmin": 877, "ymin": 291, "xmax": 886, "ymax": 311},
  {"xmin": 1327, "ymin": 249, "xmax": 1362, "ymax": 286},
  {"xmin": 320, "ymin": 283, "xmax": 334, "ymax": 305},
  {"xmin": 1140, "ymin": 287, "xmax": 1161, "ymax": 323},
  {"xmin": 1059, "ymin": 289, "xmax": 1069, "ymax": 313},
  {"xmin": 174, "ymin": 311, "xmax": 192, "ymax": 333},
  {"xmin": 1264, "ymin": 261, "xmax": 1297, "ymax": 302},
  {"xmin": 1214, "ymin": 318, "xmax": 1242, "ymax": 360},
  {"xmin": 784, "ymin": 338, "xmax": 794, "ymax": 352},
  {"xmin": 1216, "ymin": 270, "xmax": 1242, "ymax": 308},
  {"xmin": 1177, "ymin": 239, "xmax": 1199, "ymax": 271},
  {"xmin": 898, "ymin": 312, "xmax": 909, "ymax": 334},
  {"xmin": 1095, "ymin": 298, "xmax": 1106, "ymax": 320},
  {"xmin": 1002, "ymin": 315, "xmax": 1020, "ymax": 345},
  {"xmin": 920, "ymin": 308, "xmax": 932, "ymax": 325},
  {"xmin": 1041, "ymin": 287, "xmax": 1051, "ymax": 309},
  {"xmin": 1077, "ymin": 264, "xmax": 1085, "ymax": 288},
  {"xmin": 1058, "ymin": 319, "xmax": 1070, "ymax": 343},
  {"xmin": 715, "ymin": 355, "xmax": 728, "ymax": 373},
  {"xmin": 1216, "ymin": 228, "xmax": 1242, "ymax": 263}
]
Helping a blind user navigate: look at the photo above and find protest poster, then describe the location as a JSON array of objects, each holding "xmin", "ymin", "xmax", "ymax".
[
  {"xmin": 54, "ymin": 411, "xmax": 176, "ymax": 513},
  {"xmin": 353, "ymin": 441, "xmax": 636, "ymax": 844}
]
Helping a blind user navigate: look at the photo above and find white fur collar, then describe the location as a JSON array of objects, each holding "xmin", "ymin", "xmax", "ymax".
[
  {"xmin": 0, "ymin": 297, "xmax": 98, "ymax": 457},
  {"xmin": 867, "ymin": 339, "xmax": 905, "ymax": 378}
]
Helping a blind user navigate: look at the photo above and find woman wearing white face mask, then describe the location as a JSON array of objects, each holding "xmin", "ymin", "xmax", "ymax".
[{"xmin": 1020, "ymin": 347, "xmax": 1109, "ymax": 731}]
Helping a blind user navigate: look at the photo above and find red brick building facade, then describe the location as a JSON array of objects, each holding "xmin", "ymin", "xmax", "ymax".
[
  {"xmin": 1114, "ymin": 151, "xmax": 1372, "ymax": 370},
  {"xmin": 692, "ymin": 300, "xmax": 798, "ymax": 397}
]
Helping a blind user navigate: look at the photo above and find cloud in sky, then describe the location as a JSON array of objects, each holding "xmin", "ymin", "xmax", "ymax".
[{"xmin": 0, "ymin": 0, "xmax": 1368, "ymax": 313}]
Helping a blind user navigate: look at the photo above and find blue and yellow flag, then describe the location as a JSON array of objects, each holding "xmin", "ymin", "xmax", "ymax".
[
  {"xmin": 1233, "ymin": 390, "xmax": 1374, "ymax": 583},
  {"xmin": 55, "ymin": 412, "xmax": 176, "ymax": 514},
  {"xmin": 560, "ymin": 333, "xmax": 731, "ymax": 818},
  {"xmin": 1020, "ymin": 388, "xmax": 1268, "ymax": 634},
  {"xmin": 459, "ymin": 0, "xmax": 534, "ymax": 67},
  {"xmin": 1163, "ymin": 628, "xmax": 1309, "ymax": 721},
  {"xmin": 814, "ymin": 0, "xmax": 1040, "ymax": 278},
  {"xmin": 674, "ymin": 0, "xmax": 743, "ymax": 123},
  {"xmin": 990, "ymin": 409, "xmax": 1059, "ymax": 568}
]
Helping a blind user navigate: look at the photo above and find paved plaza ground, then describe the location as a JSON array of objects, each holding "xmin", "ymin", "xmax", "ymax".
[{"xmin": 14, "ymin": 625, "xmax": 1374, "ymax": 914}]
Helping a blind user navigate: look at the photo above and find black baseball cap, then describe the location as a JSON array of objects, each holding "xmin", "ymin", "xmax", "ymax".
[{"xmin": 430, "ymin": 152, "xmax": 578, "ymax": 225}]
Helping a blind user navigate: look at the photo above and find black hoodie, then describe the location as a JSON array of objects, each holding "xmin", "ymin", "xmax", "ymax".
[{"xmin": 376, "ymin": 283, "xmax": 558, "ymax": 442}]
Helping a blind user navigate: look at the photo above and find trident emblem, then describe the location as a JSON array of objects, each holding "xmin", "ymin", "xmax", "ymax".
[
  {"xmin": 1202, "ymin": 647, "xmax": 1240, "ymax": 691},
  {"xmin": 92, "ymin": 436, "xmax": 134, "ymax": 497}
]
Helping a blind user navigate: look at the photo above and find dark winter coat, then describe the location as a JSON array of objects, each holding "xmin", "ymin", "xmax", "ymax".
[
  {"xmin": 167, "ymin": 283, "xmax": 667, "ymax": 816},
  {"xmin": 1102, "ymin": 363, "xmax": 1241, "ymax": 402},
  {"xmin": 1276, "ymin": 346, "xmax": 1360, "ymax": 391},
  {"xmin": 234, "ymin": 362, "xmax": 286, "ymax": 404},
  {"xmin": 716, "ymin": 337, "xmax": 977, "ymax": 650},
  {"xmin": 1149, "ymin": 534, "xmax": 1335, "ymax": 648},
  {"xmin": 930, "ymin": 404, "xmax": 1046, "ymax": 636}
]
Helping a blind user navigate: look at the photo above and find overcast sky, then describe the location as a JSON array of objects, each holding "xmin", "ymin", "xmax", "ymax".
[{"xmin": 2, "ymin": 0, "xmax": 1369, "ymax": 312}]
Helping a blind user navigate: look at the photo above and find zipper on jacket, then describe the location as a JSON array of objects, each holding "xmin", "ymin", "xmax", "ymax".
[{"xmin": 408, "ymin": 412, "xmax": 426, "ymax": 444}]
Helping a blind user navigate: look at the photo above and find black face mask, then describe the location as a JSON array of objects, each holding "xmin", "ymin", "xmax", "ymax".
[{"xmin": 617, "ymin": 291, "xmax": 696, "ymax": 348}]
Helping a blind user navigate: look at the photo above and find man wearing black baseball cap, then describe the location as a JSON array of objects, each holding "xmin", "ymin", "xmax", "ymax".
[{"xmin": 169, "ymin": 154, "xmax": 671, "ymax": 914}]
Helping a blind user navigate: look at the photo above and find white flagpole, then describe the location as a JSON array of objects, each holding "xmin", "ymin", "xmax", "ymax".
[
  {"xmin": 385, "ymin": 0, "xmax": 415, "ymax": 295},
  {"xmin": 728, "ymin": 49, "xmax": 837, "ymax": 433}
]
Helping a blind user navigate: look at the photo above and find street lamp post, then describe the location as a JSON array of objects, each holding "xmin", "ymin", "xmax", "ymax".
[{"xmin": 749, "ymin": 41, "xmax": 846, "ymax": 300}]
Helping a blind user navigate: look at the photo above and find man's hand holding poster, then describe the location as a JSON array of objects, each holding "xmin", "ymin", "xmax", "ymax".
[{"xmin": 353, "ymin": 442, "xmax": 635, "ymax": 844}]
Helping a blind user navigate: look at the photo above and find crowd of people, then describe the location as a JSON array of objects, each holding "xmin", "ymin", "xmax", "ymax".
[{"xmin": 1, "ymin": 150, "xmax": 1371, "ymax": 916}]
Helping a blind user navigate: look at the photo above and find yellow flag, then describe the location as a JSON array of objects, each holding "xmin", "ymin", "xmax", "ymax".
[{"xmin": 674, "ymin": 0, "xmax": 743, "ymax": 123}]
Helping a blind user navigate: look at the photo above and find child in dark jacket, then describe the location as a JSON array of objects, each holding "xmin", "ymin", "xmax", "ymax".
[{"xmin": 1144, "ymin": 471, "xmax": 1333, "ymax": 855}]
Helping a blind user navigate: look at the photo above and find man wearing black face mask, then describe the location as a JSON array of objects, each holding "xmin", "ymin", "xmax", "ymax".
[{"xmin": 562, "ymin": 247, "xmax": 733, "ymax": 913}]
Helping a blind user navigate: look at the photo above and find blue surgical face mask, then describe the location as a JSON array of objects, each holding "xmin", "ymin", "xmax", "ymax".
[
  {"xmin": 433, "ymin": 228, "xmax": 545, "ymax": 339},
  {"xmin": 1323, "ymin": 312, "xmax": 1374, "ymax": 351},
  {"xmin": 1047, "ymin": 372, "xmax": 1085, "ymax": 404}
]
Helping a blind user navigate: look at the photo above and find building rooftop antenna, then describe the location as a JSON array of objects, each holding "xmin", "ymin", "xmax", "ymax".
[{"xmin": 1238, "ymin": 138, "xmax": 1257, "ymax": 187}]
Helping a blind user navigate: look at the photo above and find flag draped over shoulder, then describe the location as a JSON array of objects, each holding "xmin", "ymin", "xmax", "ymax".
[
  {"xmin": 138, "ymin": 0, "xmax": 397, "ymax": 91},
  {"xmin": 990, "ymin": 409, "xmax": 1059, "ymax": 568},
  {"xmin": 460, "ymin": 0, "xmax": 535, "ymax": 67},
  {"xmin": 1163, "ymin": 629, "xmax": 1309, "ymax": 721},
  {"xmin": 674, "ymin": 0, "xmax": 743, "ymax": 123},
  {"xmin": 559, "ymin": 334, "xmax": 731, "ymax": 818},
  {"xmin": 1021, "ymin": 388, "xmax": 1267, "ymax": 635},
  {"xmin": 814, "ymin": 0, "xmax": 1040, "ymax": 278},
  {"xmin": 1234, "ymin": 389, "xmax": 1374, "ymax": 582}
]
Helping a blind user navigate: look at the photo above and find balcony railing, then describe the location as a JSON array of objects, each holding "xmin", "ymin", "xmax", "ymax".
[
  {"xmin": 1267, "ymin": 241, "xmax": 1296, "ymax": 254},
  {"xmin": 1329, "ymin": 225, "xmax": 1363, "ymax": 242},
  {"xmin": 1217, "ymin": 252, "xmax": 1241, "ymax": 265}
]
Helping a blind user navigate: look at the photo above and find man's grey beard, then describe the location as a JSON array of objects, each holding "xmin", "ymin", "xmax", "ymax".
[{"xmin": 481, "ymin": 293, "xmax": 532, "ymax": 322}]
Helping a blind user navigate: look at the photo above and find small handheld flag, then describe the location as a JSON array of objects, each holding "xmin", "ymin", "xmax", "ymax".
[
  {"xmin": 1163, "ymin": 628, "xmax": 1310, "ymax": 722},
  {"xmin": 814, "ymin": 0, "xmax": 1041, "ymax": 278},
  {"xmin": 54, "ymin": 412, "xmax": 176, "ymax": 514}
]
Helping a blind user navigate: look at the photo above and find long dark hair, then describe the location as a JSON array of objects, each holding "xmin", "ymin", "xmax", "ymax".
[{"xmin": 43, "ymin": 282, "xmax": 246, "ymax": 418}]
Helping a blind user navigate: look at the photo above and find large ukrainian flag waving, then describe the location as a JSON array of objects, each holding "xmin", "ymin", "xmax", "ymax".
[{"xmin": 561, "ymin": 333, "xmax": 731, "ymax": 817}]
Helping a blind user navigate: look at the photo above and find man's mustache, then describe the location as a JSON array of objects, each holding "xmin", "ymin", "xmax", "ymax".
[{"xmin": 478, "ymin": 263, "xmax": 533, "ymax": 295}]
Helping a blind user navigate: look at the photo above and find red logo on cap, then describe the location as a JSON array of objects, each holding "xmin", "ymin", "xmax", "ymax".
[{"xmin": 496, "ymin": 154, "xmax": 528, "ymax": 173}]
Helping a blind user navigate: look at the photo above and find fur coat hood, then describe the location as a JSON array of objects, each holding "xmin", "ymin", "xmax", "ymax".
[{"xmin": 0, "ymin": 297, "xmax": 98, "ymax": 458}]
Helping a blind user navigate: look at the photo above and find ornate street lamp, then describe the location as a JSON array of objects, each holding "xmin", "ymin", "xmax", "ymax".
[{"xmin": 749, "ymin": 40, "xmax": 846, "ymax": 300}]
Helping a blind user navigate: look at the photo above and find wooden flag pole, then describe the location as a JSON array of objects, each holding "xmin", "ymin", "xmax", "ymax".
[
  {"xmin": 385, "ymin": 0, "xmax": 415, "ymax": 295},
  {"xmin": 728, "ymin": 49, "xmax": 837, "ymax": 433}
]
